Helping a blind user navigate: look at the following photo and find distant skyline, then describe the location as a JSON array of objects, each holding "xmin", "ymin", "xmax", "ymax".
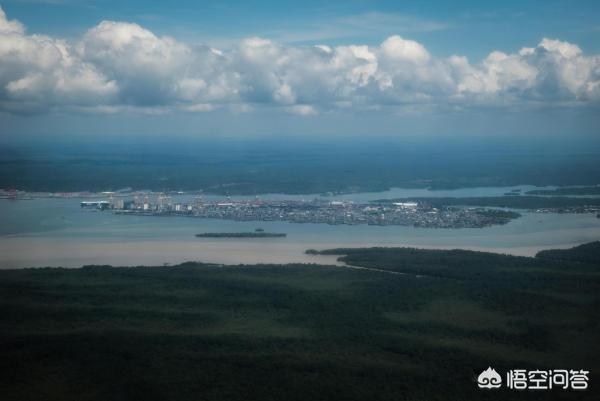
[{"xmin": 0, "ymin": 1, "xmax": 599, "ymax": 139}]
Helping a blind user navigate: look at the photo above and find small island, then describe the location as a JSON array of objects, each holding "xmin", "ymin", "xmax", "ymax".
[{"xmin": 195, "ymin": 232, "xmax": 287, "ymax": 238}]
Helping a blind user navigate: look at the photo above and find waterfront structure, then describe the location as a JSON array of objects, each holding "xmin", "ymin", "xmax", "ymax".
[{"xmin": 80, "ymin": 201, "xmax": 110, "ymax": 210}]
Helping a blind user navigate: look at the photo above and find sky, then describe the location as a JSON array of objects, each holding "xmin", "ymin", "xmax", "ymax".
[{"xmin": 0, "ymin": 0, "xmax": 599, "ymax": 140}]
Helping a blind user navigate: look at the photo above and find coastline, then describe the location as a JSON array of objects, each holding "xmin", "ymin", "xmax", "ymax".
[
  {"xmin": 1, "ymin": 187, "xmax": 599, "ymax": 269},
  {"xmin": 0, "ymin": 236, "xmax": 594, "ymax": 270}
]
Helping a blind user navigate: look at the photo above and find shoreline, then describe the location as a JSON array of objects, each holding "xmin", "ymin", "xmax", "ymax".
[
  {"xmin": 0, "ymin": 184, "xmax": 572, "ymax": 200},
  {"xmin": 0, "ymin": 237, "xmax": 593, "ymax": 270},
  {"xmin": 1, "ymin": 191, "xmax": 599, "ymax": 269}
]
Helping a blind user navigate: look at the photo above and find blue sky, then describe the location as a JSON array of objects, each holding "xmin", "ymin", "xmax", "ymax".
[
  {"xmin": 4, "ymin": 0, "xmax": 600, "ymax": 57},
  {"xmin": 0, "ymin": 0, "xmax": 599, "ymax": 139}
]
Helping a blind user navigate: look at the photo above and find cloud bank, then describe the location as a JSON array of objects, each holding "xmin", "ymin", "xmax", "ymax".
[{"xmin": 1, "ymin": 6, "xmax": 599, "ymax": 115}]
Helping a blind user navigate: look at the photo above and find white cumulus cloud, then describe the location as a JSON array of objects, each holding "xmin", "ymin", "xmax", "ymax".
[{"xmin": 0, "ymin": 6, "xmax": 599, "ymax": 115}]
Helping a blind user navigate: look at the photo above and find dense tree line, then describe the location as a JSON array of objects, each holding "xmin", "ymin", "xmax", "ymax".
[{"xmin": 1, "ymin": 243, "xmax": 599, "ymax": 400}]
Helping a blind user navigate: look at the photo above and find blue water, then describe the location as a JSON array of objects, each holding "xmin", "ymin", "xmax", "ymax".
[{"xmin": 1, "ymin": 187, "xmax": 599, "ymax": 268}]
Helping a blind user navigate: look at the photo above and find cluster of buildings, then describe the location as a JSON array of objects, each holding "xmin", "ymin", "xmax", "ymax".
[
  {"xmin": 81, "ymin": 194, "xmax": 518, "ymax": 228},
  {"xmin": 535, "ymin": 206, "xmax": 600, "ymax": 215}
]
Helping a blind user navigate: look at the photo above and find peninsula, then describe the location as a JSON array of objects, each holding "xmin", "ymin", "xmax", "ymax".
[{"xmin": 105, "ymin": 197, "xmax": 519, "ymax": 228}]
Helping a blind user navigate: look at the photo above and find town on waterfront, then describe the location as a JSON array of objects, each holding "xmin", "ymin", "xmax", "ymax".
[{"xmin": 79, "ymin": 192, "xmax": 520, "ymax": 228}]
